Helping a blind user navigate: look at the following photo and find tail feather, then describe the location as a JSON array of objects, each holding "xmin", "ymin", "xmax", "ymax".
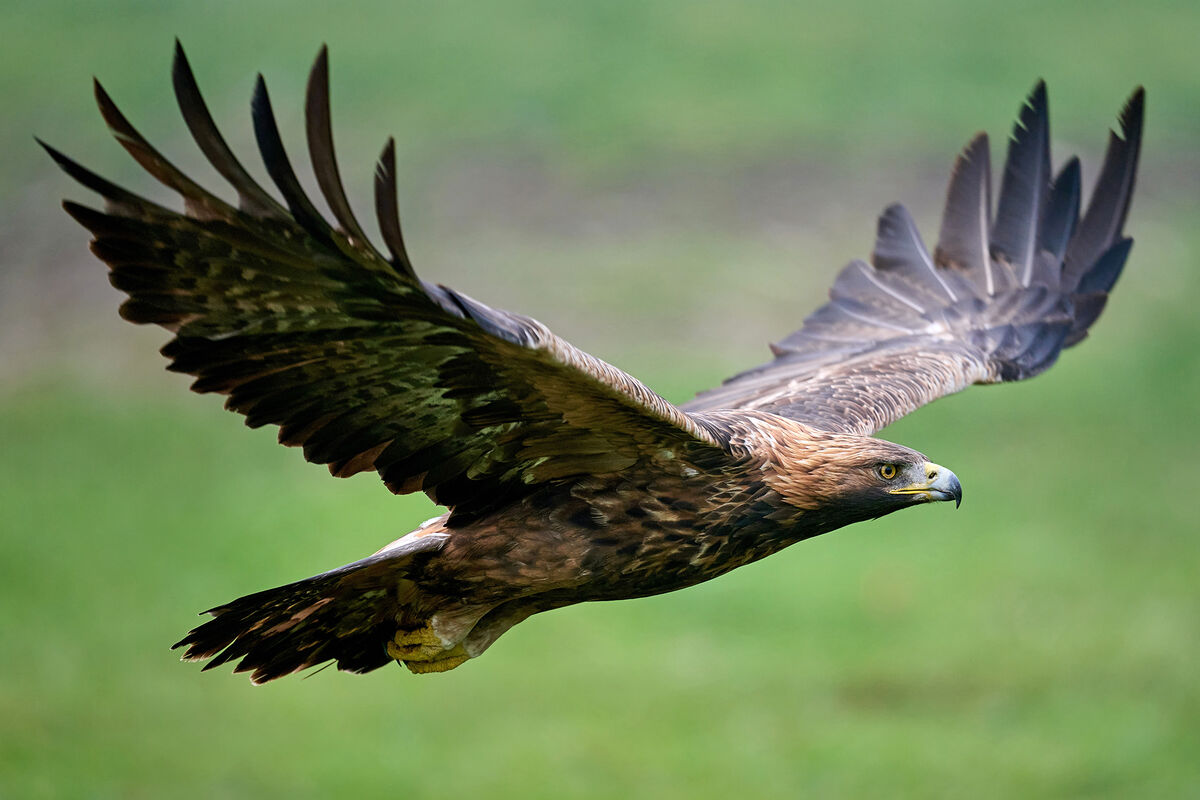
[{"xmin": 174, "ymin": 533, "xmax": 446, "ymax": 684}]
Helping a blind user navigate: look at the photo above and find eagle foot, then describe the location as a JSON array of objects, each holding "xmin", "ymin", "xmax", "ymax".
[
  {"xmin": 387, "ymin": 623, "xmax": 469, "ymax": 672},
  {"xmin": 402, "ymin": 649, "xmax": 469, "ymax": 674},
  {"xmin": 387, "ymin": 623, "xmax": 444, "ymax": 658}
]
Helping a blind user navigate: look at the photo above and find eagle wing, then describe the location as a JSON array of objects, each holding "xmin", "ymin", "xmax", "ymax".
[
  {"xmin": 684, "ymin": 83, "xmax": 1143, "ymax": 436},
  {"xmin": 48, "ymin": 44, "xmax": 727, "ymax": 523}
]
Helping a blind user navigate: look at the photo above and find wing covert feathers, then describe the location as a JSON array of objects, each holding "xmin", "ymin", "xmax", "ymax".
[
  {"xmin": 51, "ymin": 44, "xmax": 725, "ymax": 521},
  {"xmin": 686, "ymin": 83, "xmax": 1144, "ymax": 435}
]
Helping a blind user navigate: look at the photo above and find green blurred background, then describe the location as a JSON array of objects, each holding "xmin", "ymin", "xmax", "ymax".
[{"xmin": 3, "ymin": 1, "xmax": 1198, "ymax": 797}]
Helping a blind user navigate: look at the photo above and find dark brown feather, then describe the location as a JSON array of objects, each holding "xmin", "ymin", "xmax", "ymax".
[
  {"xmin": 171, "ymin": 41, "xmax": 288, "ymax": 219},
  {"xmin": 373, "ymin": 137, "xmax": 417, "ymax": 278},
  {"xmin": 305, "ymin": 45, "xmax": 375, "ymax": 249}
]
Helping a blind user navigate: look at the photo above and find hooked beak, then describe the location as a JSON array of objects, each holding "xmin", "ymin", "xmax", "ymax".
[{"xmin": 888, "ymin": 462, "xmax": 962, "ymax": 508}]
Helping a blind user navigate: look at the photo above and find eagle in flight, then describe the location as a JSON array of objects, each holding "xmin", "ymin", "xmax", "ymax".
[{"xmin": 45, "ymin": 44, "xmax": 1143, "ymax": 682}]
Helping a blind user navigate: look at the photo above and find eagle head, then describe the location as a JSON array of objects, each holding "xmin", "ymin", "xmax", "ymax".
[{"xmin": 752, "ymin": 418, "xmax": 962, "ymax": 527}]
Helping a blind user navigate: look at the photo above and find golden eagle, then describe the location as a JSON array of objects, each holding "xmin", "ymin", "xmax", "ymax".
[{"xmin": 45, "ymin": 44, "xmax": 1143, "ymax": 682}]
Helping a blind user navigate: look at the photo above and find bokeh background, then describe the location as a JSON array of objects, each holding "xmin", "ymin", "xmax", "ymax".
[{"xmin": 3, "ymin": 1, "xmax": 1198, "ymax": 797}]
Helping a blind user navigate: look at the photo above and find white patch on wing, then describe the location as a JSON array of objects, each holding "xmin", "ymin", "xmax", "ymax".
[{"xmin": 372, "ymin": 514, "xmax": 451, "ymax": 557}]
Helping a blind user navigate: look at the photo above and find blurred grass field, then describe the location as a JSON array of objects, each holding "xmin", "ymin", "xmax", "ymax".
[{"xmin": 3, "ymin": 1, "xmax": 1199, "ymax": 797}]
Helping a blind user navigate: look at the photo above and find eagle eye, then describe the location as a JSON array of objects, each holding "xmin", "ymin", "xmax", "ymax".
[{"xmin": 878, "ymin": 464, "xmax": 898, "ymax": 480}]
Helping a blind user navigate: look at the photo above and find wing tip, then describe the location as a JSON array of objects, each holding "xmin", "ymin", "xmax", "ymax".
[
  {"xmin": 171, "ymin": 38, "xmax": 193, "ymax": 87},
  {"xmin": 878, "ymin": 202, "xmax": 910, "ymax": 225},
  {"xmin": 36, "ymin": 135, "xmax": 67, "ymax": 166},
  {"xmin": 92, "ymin": 77, "xmax": 134, "ymax": 143},
  {"xmin": 1027, "ymin": 79, "xmax": 1047, "ymax": 110},
  {"xmin": 1002, "ymin": 79, "xmax": 1048, "ymax": 145},
  {"xmin": 251, "ymin": 71, "xmax": 269, "ymax": 109},
  {"xmin": 307, "ymin": 45, "xmax": 330, "ymax": 97},
  {"xmin": 959, "ymin": 131, "xmax": 990, "ymax": 160},
  {"xmin": 1118, "ymin": 86, "xmax": 1146, "ymax": 140}
]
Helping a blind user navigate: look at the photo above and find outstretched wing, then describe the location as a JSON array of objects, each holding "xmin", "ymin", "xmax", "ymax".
[
  {"xmin": 685, "ymin": 83, "xmax": 1143, "ymax": 435},
  {"xmin": 48, "ymin": 43, "xmax": 726, "ymax": 523}
]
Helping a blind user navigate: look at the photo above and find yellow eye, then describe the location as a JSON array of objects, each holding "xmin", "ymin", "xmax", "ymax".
[{"xmin": 878, "ymin": 464, "xmax": 898, "ymax": 480}]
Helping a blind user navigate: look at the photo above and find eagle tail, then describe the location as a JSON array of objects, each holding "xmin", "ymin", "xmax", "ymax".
[{"xmin": 173, "ymin": 533, "xmax": 447, "ymax": 684}]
